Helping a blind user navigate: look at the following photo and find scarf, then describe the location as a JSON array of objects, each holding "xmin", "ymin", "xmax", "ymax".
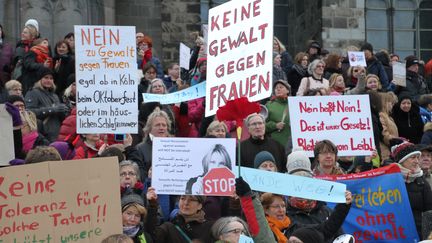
[
  {"xmin": 333, "ymin": 85, "xmax": 346, "ymax": 93},
  {"xmin": 179, "ymin": 210, "xmax": 206, "ymax": 224},
  {"xmin": 292, "ymin": 64, "xmax": 308, "ymax": 77},
  {"xmin": 123, "ymin": 225, "xmax": 140, "ymax": 237},
  {"xmin": 30, "ymin": 45, "xmax": 53, "ymax": 68},
  {"xmin": 141, "ymin": 49, "xmax": 153, "ymax": 69},
  {"xmin": 289, "ymin": 197, "xmax": 317, "ymax": 212},
  {"xmin": 397, "ymin": 163, "xmax": 423, "ymax": 183},
  {"xmin": 266, "ymin": 215, "xmax": 290, "ymax": 243},
  {"xmin": 22, "ymin": 131, "xmax": 39, "ymax": 153}
]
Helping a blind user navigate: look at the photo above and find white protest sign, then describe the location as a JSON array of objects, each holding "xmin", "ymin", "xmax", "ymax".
[
  {"xmin": 288, "ymin": 95, "xmax": 375, "ymax": 157},
  {"xmin": 179, "ymin": 43, "xmax": 191, "ymax": 70},
  {"xmin": 0, "ymin": 104, "xmax": 14, "ymax": 165},
  {"xmin": 152, "ymin": 137, "xmax": 236, "ymax": 196},
  {"xmin": 393, "ymin": 62, "xmax": 407, "ymax": 87},
  {"xmin": 74, "ymin": 25, "xmax": 138, "ymax": 134},
  {"xmin": 206, "ymin": 0, "xmax": 274, "ymax": 116},
  {"xmin": 348, "ymin": 51, "xmax": 367, "ymax": 67}
]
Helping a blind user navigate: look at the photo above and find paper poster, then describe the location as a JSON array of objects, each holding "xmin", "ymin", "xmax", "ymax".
[
  {"xmin": 0, "ymin": 104, "xmax": 14, "ymax": 165},
  {"xmin": 288, "ymin": 95, "xmax": 375, "ymax": 157},
  {"xmin": 317, "ymin": 164, "xmax": 419, "ymax": 242},
  {"xmin": 179, "ymin": 43, "xmax": 191, "ymax": 70},
  {"xmin": 0, "ymin": 157, "xmax": 122, "ymax": 242},
  {"xmin": 74, "ymin": 25, "xmax": 138, "ymax": 134},
  {"xmin": 348, "ymin": 51, "xmax": 367, "ymax": 67},
  {"xmin": 234, "ymin": 166, "xmax": 347, "ymax": 203},
  {"xmin": 393, "ymin": 62, "xmax": 406, "ymax": 87},
  {"xmin": 143, "ymin": 81, "xmax": 206, "ymax": 104},
  {"xmin": 152, "ymin": 137, "xmax": 236, "ymax": 196},
  {"xmin": 205, "ymin": 0, "xmax": 274, "ymax": 116}
]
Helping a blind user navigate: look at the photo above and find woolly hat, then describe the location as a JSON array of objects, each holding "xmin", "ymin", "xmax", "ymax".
[
  {"xmin": 7, "ymin": 95, "xmax": 25, "ymax": 104},
  {"xmin": 291, "ymin": 227, "xmax": 325, "ymax": 243},
  {"xmin": 391, "ymin": 141, "xmax": 421, "ymax": 164},
  {"xmin": 121, "ymin": 193, "xmax": 145, "ymax": 209},
  {"xmin": 254, "ymin": 151, "xmax": 276, "ymax": 168},
  {"xmin": 309, "ymin": 41, "xmax": 321, "ymax": 50},
  {"xmin": 287, "ymin": 148, "xmax": 312, "ymax": 175},
  {"xmin": 274, "ymin": 80, "xmax": 291, "ymax": 92},
  {"xmin": 405, "ymin": 55, "xmax": 419, "ymax": 68},
  {"xmin": 37, "ymin": 67, "xmax": 54, "ymax": 80},
  {"xmin": 49, "ymin": 141, "xmax": 76, "ymax": 160},
  {"xmin": 360, "ymin": 42, "xmax": 374, "ymax": 53},
  {"xmin": 25, "ymin": 19, "xmax": 39, "ymax": 32}
]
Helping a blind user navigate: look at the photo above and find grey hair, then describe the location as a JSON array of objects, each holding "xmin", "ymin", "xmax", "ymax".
[
  {"xmin": 143, "ymin": 107, "xmax": 172, "ymax": 137},
  {"xmin": 308, "ymin": 59, "xmax": 326, "ymax": 75},
  {"xmin": 147, "ymin": 78, "xmax": 168, "ymax": 94},
  {"xmin": 245, "ymin": 113, "xmax": 265, "ymax": 127},
  {"xmin": 211, "ymin": 216, "xmax": 251, "ymax": 239},
  {"xmin": 119, "ymin": 160, "xmax": 141, "ymax": 181}
]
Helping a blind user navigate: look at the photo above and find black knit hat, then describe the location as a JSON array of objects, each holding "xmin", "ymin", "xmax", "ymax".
[
  {"xmin": 7, "ymin": 95, "xmax": 25, "ymax": 104},
  {"xmin": 360, "ymin": 42, "xmax": 374, "ymax": 53},
  {"xmin": 254, "ymin": 151, "xmax": 276, "ymax": 168},
  {"xmin": 291, "ymin": 227, "xmax": 325, "ymax": 243},
  {"xmin": 391, "ymin": 141, "xmax": 421, "ymax": 164},
  {"xmin": 37, "ymin": 67, "xmax": 54, "ymax": 80},
  {"xmin": 405, "ymin": 55, "xmax": 419, "ymax": 68}
]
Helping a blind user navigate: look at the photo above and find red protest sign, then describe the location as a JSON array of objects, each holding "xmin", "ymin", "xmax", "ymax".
[{"xmin": 203, "ymin": 167, "xmax": 235, "ymax": 196}]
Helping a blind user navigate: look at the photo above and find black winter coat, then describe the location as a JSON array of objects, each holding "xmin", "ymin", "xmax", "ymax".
[
  {"xmin": 240, "ymin": 136, "xmax": 287, "ymax": 172},
  {"xmin": 405, "ymin": 176, "xmax": 432, "ymax": 239},
  {"xmin": 392, "ymin": 101, "xmax": 424, "ymax": 144}
]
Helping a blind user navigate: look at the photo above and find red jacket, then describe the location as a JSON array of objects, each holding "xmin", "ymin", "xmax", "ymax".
[
  {"xmin": 58, "ymin": 107, "xmax": 76, "ymax": 141},
  {"xmin": 73, "ymin": 140, "xmax": 103, "ymax": 160}
]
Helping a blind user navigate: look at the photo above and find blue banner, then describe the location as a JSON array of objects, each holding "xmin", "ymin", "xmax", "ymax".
[{"xmin": 143, "ymin": 81, "xmax": 206, "ymax": 104}]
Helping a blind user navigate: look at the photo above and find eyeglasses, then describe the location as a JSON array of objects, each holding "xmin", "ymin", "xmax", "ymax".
[
  {"xmin": 249, "ymin": 121, "xmax": 264, "ymax": 127},
  {"xmin": 120, "ymin": 171, "xmax": 137, "ymax": 177},
  {"xmin": 316, "ymin": 65, "xmax": 325, "ymax": 68},
  {"xmin": 269, "ymin": 204, "xmax": 286, "ymax": 209},
  {"xmin": 224, "ymin": 228, "xmax": 246, "ymax": 235}
]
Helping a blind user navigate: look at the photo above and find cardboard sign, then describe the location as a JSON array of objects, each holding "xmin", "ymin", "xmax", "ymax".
[
  {"xmin": 0, "ymin": 157, "xmax": 122, "ymax": 242},
  {"xmin": 203, "ymin": 167, "xmax": 235, "ymax": 195},
  {"xmin": 234, "ymin": 166, "xmax": 347, "ymax": 203},
  {"xmin": 393, "ymin": 62, "xmax": 406, "ymax": 87},
  {"xmin": 74, "ymin": 25, "xmax": 138, "ymax": 134},
  {"xmin": 152, "ymin": 137, "xmax": 236, "ymax": 196},
  {"xmin": 205, "ymin": 0, "xmax": 274, "ymax": 116},
  {"xmin": 143, "ymin": 81, "xmax": 206, "ymax": 104},
  {"xmin": 317, "ymin": 164, "xmax": 419, "ymax": 242},
  {"xmin": 348, "ymin": 51, "xmax": 367, "ymax": 67},
  {"xmin": 0, "ymin": 104, "xmax": 14, "ymax": 165},
  {"xmin": 179, "ymin": 43, "xmax": 191, "ymax": 70},
  {"xmin": 288, "ymin": 95, "xmax": 375, "ymax": 157}
]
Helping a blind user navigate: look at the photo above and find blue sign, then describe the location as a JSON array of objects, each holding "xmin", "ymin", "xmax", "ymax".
[{"xmin": 143, "ymin": 81, "xmax": 206, "ymax": 104}]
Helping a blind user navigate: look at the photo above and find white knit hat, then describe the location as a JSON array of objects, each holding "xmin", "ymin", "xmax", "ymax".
[
  {"xmin": 25, "ymin": 19, "xmax": 39, "ymax": 32},
  {"xmin": 287, "ymin": 148, "xmax": 312, "ymax": 175}
]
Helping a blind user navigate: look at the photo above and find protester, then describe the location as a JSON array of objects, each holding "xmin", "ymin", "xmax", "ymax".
[
  {"xmin": 211, "ymin": 217, "xmax": 252, "ymax": 243},
  {"xmin": 364, "ymin": 74, "xmax": 382, "ymax": 92},
  {"xmin": 163, "ymin": 63, "xmax": 180, "ymax": 91},
  {"xmin": 12, "ymin": 24, "xmax": 38, "ymax": 82},
  {"xmin": 360, "ymin": 42, "xmax": 389, "ymax": 90},
  {"xmin": 25, "ymin": 146, "xmax": 62, "ymax": 163},
  {"xmin": 0, "ymin": 24, "xmax": 14, "ymax": 83},
  {"xmin": 392, "ymin": 96, "xmax": 424, "ymax": 144},
  {"xmin": 206, "ymin": 120, "xmax": 228, "ymax": 138},
  {"xmin": 312, "ymin": 140, "xmax": 346, "ymax": 176},
  {"xmin": 394, "ymin": 55, "xmax": 428, "ymax": 102},
  {"xmin": 254, "ymin": 151, "xmax": 278, "ymax": 172},
  {"xmin": 73, "ymin": 134, "xmax": 104, "ymax": 159},
  {"xmin": 5, "ymin": 80, "xmax": 23, "ymax": 96},
  {"xmin": 422, "ymin": 122, "xmax": 432, "ymax": 145},
  {"xmin": 323, "ymin": 53, "xmax": 342, "ymax": 79},
  {"xmin": 101, "ymin": 234, "xmax": 134, "ymax": 243},
  {"xmin": 417, "ymin": 144, "xmax": 432, "ymax": 187},
  {"xmin": 288, "ymin": 52, "xmax": 309, "ymax": 96},
  {"xmin": 121, "ymin": 192, "xmax": 153, "ymax": 242},
  {"xmin": 137, "ymin": 36, "xmax": 163, "ymax": 78},
  {"xmin": 379, "ymin": 92, "xmax": 399, "ymax": 160},
  {"xmin": 273, "ymin": 52, "xmax": 287, "ymax": 82},
  {"xmin": 418, "ymin": 94, "xmax": 432, "ymax": 124},
  {"xmin": 296, "ymin": 59, "xmax": 329, "ymax": 96},
  {"xmin": 345, "ymin": 65, "xmax": 366, "ymax": 89},
  {"xmin": 53, "ymin": 40, "xmax": 74, "ymax": 98}
]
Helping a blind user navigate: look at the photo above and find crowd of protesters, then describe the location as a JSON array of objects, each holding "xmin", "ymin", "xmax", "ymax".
[{"xmin": 1, "ymin": 19, "xmax": 432, "ymax": 243}]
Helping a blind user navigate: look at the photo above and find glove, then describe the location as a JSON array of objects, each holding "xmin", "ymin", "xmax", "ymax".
[
  {"xmin": 9, "ymin": 159, "xmax": 25, "ymax": 166},
  {"xmin": 235, "ymin": 177, "xmax": 251, "ymax": 197},
  {"xmin": 5, "ymin": 102, "xmax": 23, "ymax": 127},
  {"xmin": 54, "ymin": 104, "xmax": 69, "ymax": 114}
]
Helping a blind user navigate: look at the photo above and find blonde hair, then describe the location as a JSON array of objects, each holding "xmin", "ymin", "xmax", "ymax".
[
  {"xmin": 20, "ymin": 110, "xmax": 38, "ymax": 131},
  {"xmin": 206, "ymin": 120, "xmax": 228, "ymax": 136},
  {"xmin": 143, "ymin": 107, "xmax": 171, "ymax": 136},
  {"xmin": 24, "ymin": 25, "xmax": 38, "ymax": 39},
  {"xmin": 5, "ymin": 80, "xmax": 22, "ymax": 91},
  {"xmin": 328, "ymin": 73, "xmax": 344, "ymax": 88},
  {"xmin": 147, "ymin": 78, "xmax": 167, "ymax": 94},
  {"xmin": 273, "ymin": 37, "xmax": 286, "ymax": 53},
  {"xmin": 365, "ymin": 74, "xmax": 382, "ymax": 90},
  {"xmin": 379, "ymin": 92, "xmax": 398, "ymax": 114},
  {"xmin": 123, "ymin": 203, "xmax": 147, "ymax": 219}
]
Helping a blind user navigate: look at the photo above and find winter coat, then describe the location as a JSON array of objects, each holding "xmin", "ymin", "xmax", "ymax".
[
  {"xmin": 0, "ymin": 41, "xmax": 14, "ymax": 83},
  {"xmin": 365, "ymin": 57, "xmax": 389, "ymax": 90},
  {"xmin": 395, "ymin": 70, "xmax": 428, "ymax": 102},
  {"xmin": 379, "ymin": 112, "xmax": 399, "ymax": 160},
  {"xmin": 73, "ymin": 141, "xmax": 103, "ymax": 160},
  {"xmin": 21, "ymin": 50, "xmax": 50, "ymax": 94},
  {"xmin": 265, "ymin": 97, "xmax": 291, "ymax": 148},
  {"xmin": 135, "ymin": 136, "xmax": 153, "ymax": 180},
  {"xmin": 129, "ymin": 224, "xmax": 153, "ymax": 243},
  {"xmin": 25, "ymin": 83, "xmax": 66, "ymax": 142},
  {"xmin": 58, "ymin": 107, "xmax": 76, "ymax": 141},
  {"xmin": 287, "ymin": 64, "xmax": 309, "ymax": 96},
  {"xmin": 392, "ymin": 101, "xmax": 424, "ymax": 144},
  {"xmin": 173, "ymin": 98, "xmax": 204, "ymax": 137},
  {"xmin": 420, "ymin": 106, "xmax": 432, "ymax": 124},
  {"xmin": 296, "ymin": 76, "xmax": 329, "ymax": 96},
  {"xmin": 240, "ymin": 136, "xmax": 287, "ymax": 172},
  {"xmin": 273, "ymin": 65, "xmax": 287, "ymax": 82},
  {"xmin": 323, "ymin": 67, "xmax": 341, "ymax": 80},
  {"xmin": 421, "ymin": 130, "xmax": 432, "ymax": 145},
  {"xmin": 405, "ymin": 176, "xmax": 432, "ymax": 239},
  {"xmin": 53, "ymin": 54, "xmax": 75, "ymax": 97}
]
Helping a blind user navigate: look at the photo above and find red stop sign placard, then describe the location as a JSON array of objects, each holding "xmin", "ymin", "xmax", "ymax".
[{"xmin": 203, "ymin": 167, "xmax": 236, "ymax": 196}]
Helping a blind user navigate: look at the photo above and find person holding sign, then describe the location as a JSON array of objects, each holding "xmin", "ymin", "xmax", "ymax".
[
  {"xmin": 394, "ymin": 55, "xmax": 428, "ymax": 102},
  {"xmin": 185, "ymin": 143, "xmax": 232, "ymax": 194},
  {"xmin": 296, "ymin": 59, "xmax": 329, "ymax": 96},
  {"xmin": 360, "ymin": 42, "xmax": 389, "ymax": 90}
]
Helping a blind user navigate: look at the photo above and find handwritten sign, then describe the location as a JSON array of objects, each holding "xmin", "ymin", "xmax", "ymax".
[
  {"xmin": 393, "ymin": 62, "xmax": 406, "ymax": 87},
  {"xmin": 288, "ymin": 95, "xmax": 375, "ymax": 157},
  {"xmin": 234, "ymin": 166, "xmax": 346, "ymax": 203},
  {"xmin": 0, "ymin": 157, "xmax": 122, "ymax": 242},
  {"xmin": 0, "ymin": 104, "xmax": 14, "ymax": 165},
  {"xmin": 348, "ymin": 51, "xmax": 367, "ymax": 67},
  {"xmin": 143, "ymin": 81, "xmax": 206, "ymax": 104},
  {"xmin": 152, "ymin": 137, "xmax": 236, "ymax": 196},
  {"xmin": 179, "ymin": 43, "xmax": 191, "ymax": 70},
  {"xmin": 74, "ymin": 25, "xmax": 138, "ymax": 134},
  {"xmin": 205, "ymin": 0, "xmax": 274, "ymax": 116},
  {"xmin": 317, "ymin": 164, "xmax": 419, "ymax": 242}
]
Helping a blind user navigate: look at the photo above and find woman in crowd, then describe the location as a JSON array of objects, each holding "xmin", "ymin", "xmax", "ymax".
[
  {"xmin": 121, "ymin": 192, "xmax": 153, "ymax": 242},
  {"xmin": 392, "ymin": 96, "xmax": 424, "ymax": 144},
  {"xmin": 138, "ymin": 63, "xmax": 158, "ymax": 104},
  {"xmin": 324, "ymin": 53, "xmax": 342, "ymax": 79},
  {"xmin": 365, "ymin": 74, "xmax": 383, "ymax": 92},
  {"xmin": 12, "ymin": 24, "xmax": 38, "ymax": 83},
  {"xmin": 206, "ymin": 120, "xmax": 228, "ymax": 138},
  {"xmin": 5, "ymin": 80, "xmax": 23, "ymax": 96},
  {"xmin": 273, "ymin": 52, "xmax": 287, "ymax": 82},
  {"xmin": 0, "ymin": 24, "xmax": 14, "ymax": 84},
  {"xmin": 211, "ymin": 217, "xmax": 252, "ymax": 243},
  {"xmin": 53, "ymin": 40, "xmax": 75, "ymax": 98},
  {"xmin": 25, "ymin": 68, "xmax": 68, "ymax": 142},
  {"xmin": 345, "ymin": 65, "xmax": 366, "ymax": 89},
  {"xmin": 296, "ymin": 59, "xmax": 329, "ymax": 96},
  {"xmin": 312, "ymin": 140, "xmax": 346, "ymax": 176},
  {"xmin": 288, "ymin": 52, "xmax": 309, "ymax": 96},
  {"xmin": 73, "ymin": 134, "xmax": 104, "ymax": 159},
  {"xmin": 273, "ymin": 36, "xmax": 293, "ymax": 78},
  {"xmin": 265, "ymin": 80, "xmax": 291, "ymax": 149},
  {"xmin": 137, "ymin": 36, "xmax": 163, "ymax": 78},
  {"xmin": 254, "ymin": 151, "xmax": 278, "ymax": 172},
  {"xmin": 392, "ymin": 141, "xmax": 432, "ymax": 239},
  {"xmin": 379, "ymin": 92, "xmax": 399, "ymax": 160}
]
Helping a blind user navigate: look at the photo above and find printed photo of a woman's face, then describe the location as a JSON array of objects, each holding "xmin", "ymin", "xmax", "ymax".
[{"xmin": 202, "ymin": 144, "xmax": 232, "ymax": 174}]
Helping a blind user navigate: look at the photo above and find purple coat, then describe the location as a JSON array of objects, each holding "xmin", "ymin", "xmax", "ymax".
[{"xmin": 0, "ymin": 41, "xmax": 14, "ymax": 83}]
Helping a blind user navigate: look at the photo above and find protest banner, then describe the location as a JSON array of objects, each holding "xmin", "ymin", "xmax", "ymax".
[
  {"xmin": 205, "ymin": 0, "xmax": 274, "ymax": 116},
  {"xmin": 179, "ymin": 42, "xmax": 191, "ymax": 70},
  {"xmin": 74, "ymin": 25, "xmax": 138, "ymax": 134},
  {"xmin": 348, "ymin": 51, "xmax": 367, "ymax": 67},
  {"xmin": 152, "ymin": 137, "xmax": 236, "ymax": 196},
  {"xmin": 239, "ymin": 234, "xmax": 254, "ymax": 243},
  {"xmin": 288, "ymin": 95, "xmax": 375, "ymax": 157},
  {"xmin": 0, "ymin": 157, "xmax": 122, "ymax": 242},
  {"xmin": 143, "ymin": 81, "xmax": 206, "ymax": 104},
  {"xmin": 393, "ymin": 62, "xmax": 407, "ymax": 87},
  {"xmin": 316, "ymin": 164, "xmax": 419, "ymax": 242},
  {"xmin": 0, "ymin": 104, "xmax": 14, "ymax": 165},
  {"xmin": 233, "ymin": 166, "xmax": 346, "ymax": 203}
]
